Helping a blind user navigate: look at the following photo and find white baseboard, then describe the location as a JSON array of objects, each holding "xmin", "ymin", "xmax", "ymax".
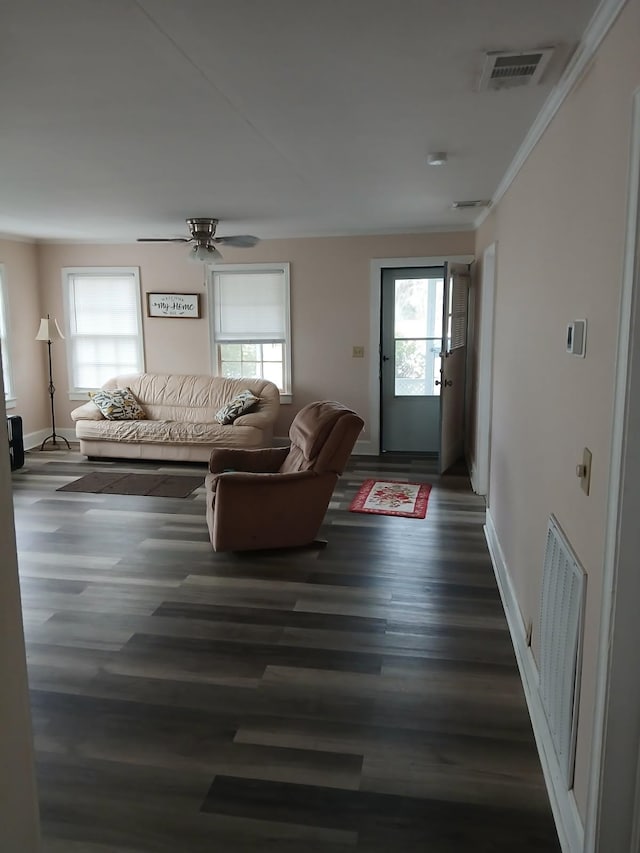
[
  {"xmin": 23, "ymin": 427, "xmax": 76, "ymax": 450},
  {"xmin": 276, "ymin": 436, "xmax": 376, "ymax": 455},
  {"xmin": 23, "ymin": 429, "xmax": 49, "ymax": 450},
  {"xmin": 353, "ymin": 439, "xmax": 376, "ymax": 456},
  {"xmin": 484, "ymin": 510, "xmax": 585, "ymax": 853},
  {"xmin": 469, "ymin": 462, "xmax": 478, "ymax": 492}
]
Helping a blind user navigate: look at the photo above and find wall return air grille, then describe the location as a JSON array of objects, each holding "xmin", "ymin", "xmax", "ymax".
[
  {"xmin": 478, "ymin": 48, "xmax": 555, "ymax": 91},
  {"xmin": 538, "ymin": 515, "xmax": 586, "ymax": 787}
]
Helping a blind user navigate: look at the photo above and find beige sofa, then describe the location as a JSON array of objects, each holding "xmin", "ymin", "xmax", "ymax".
[{"xmin": 70, "ymin": 373, "xmax": 280, "ymax": 462}]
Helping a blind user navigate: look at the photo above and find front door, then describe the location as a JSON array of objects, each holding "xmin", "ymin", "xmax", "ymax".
[{"xmin": 380, "ymin": 267, "xmax": 444, "ymax": 453}]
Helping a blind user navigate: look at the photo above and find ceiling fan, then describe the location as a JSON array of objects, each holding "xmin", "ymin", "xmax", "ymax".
[{"xmin": 137, "ymin": 218, "xmax": 259, "ymax": 262}]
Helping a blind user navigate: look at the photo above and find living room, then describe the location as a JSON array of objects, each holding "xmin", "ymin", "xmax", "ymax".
[{"xmin": 2, "ymin": 0, "xmax": 640, "ymax": 851}]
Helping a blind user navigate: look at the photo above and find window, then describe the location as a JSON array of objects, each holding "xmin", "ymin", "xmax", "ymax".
[
  {"xmin": 393, "ymin": 275, "xmax": 444, "ymax": 396},
  {"xmin": 0, "ymin": 266, "xmax": 14, "ymax": 404},
  {"xmin": 446, "ymin": 270, "xmax": 469, "ymax": 352},
  {"xmin": 62, "ymin": 268, "xmax": 144, "ymax": 397},
  {"xmin": 210, "ymin": 263, "xmax": 291, "ymax": 399}
]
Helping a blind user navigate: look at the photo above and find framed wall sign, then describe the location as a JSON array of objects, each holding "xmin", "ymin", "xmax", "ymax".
[{"xmin": 146, "ymin": 292, "xmax": 200, "ymax": 318}]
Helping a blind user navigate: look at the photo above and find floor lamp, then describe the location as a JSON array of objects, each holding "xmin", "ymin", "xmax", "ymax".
[{"xmin": 35, "ymin": 315, "xmax": 70, "ymax": 451}]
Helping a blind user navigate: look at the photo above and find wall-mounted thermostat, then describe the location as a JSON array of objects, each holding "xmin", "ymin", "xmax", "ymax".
[{"xmin": 566, "ymin": 319, "xmax": 587, "ymax": 357}]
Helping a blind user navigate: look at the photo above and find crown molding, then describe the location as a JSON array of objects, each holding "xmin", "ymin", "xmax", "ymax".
[
  {"xmin": 475, "ymin": 0, "xmax": 629, "ymax": 229},
  {"xmin": 0, "ymin": 232, "xmax": 36, "ymax": 243},
  {"xmin": 0, "ymin": 223, "xmax": 476, "ymax": 246}
]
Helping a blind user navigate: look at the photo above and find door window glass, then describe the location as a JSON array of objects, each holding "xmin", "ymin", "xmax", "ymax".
[{"xmin": 393, "ymin": 277, "xmax": 443, "ymax": 396}]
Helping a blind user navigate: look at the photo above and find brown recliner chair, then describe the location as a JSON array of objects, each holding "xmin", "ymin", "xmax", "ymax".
[{"xmin": 205, "ymin": 400, "xmax": 364, "ymax": 551}]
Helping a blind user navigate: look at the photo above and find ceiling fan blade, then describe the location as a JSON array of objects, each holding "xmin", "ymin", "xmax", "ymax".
[
  {"xmin": 214, "ymin": 235, "xmax": 259, "ymax": 248},
  {"xmin": 136, "ymin": 237, "xmax": 191, "ymax": 243}
]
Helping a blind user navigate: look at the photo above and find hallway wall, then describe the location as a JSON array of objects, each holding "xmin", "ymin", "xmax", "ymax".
[{"xmin": 474, "ymin": 0, "xmax": 640, "ymax": 819}]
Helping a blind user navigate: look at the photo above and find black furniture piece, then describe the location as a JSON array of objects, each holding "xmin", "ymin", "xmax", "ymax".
[{"xmin": 8, "ymin": 415, "xmax": 24, "ymax": 471}]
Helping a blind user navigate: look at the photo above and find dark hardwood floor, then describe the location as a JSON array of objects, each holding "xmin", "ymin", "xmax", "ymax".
[{"xmin": 11, "ymin": 448, "xmax": 561, "ymax": 852}]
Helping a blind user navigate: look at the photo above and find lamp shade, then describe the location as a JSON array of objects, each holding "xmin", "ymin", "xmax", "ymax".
[
  {"xmin": 35, "ymin": 316, "xmax": 65, "ymax": 341},
  {"xmin": 188, "ymin": 244, "xmax": 223, "ymax": 263}
]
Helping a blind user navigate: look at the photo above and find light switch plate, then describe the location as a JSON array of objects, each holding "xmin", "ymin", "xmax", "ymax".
[
  {"xmin": 567, "ymin": 319, "xmax": 587, "ymax": 356},
  {"xmin": 352, "ymin": 346, "xmax": 364, "ymax": 358}
]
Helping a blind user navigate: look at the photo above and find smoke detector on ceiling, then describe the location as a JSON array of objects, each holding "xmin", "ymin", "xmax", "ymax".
[
  {"xmin": 427, "ymin": 152, "xmax": 448, "ymax": 166},
  {"xmin": 478, "ymin": 47, "xmax": 555, "ymax": 91}
]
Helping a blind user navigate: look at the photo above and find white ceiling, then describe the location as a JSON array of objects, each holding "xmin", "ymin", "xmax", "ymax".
[{"xmin": 1, "ymin": 0, "xmax": 600, "ymax": 243}]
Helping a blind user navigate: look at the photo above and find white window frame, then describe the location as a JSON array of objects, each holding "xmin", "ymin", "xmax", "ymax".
[
  {"xmin": 208, "ymin": 262, "xmax": 292, "ymax": 403},
  {"xmin": 0, "ymin": 265, "xmax": 15, "ymax": 408},
  {"xmin": 61, "ymin": 267, "xmax": 145, "ymax": 400}
]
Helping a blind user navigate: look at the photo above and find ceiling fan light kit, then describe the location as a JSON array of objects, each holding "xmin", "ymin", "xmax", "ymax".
[
  {"xmin": 188, "ymin": 244, "xmax": 223, "ymax": 263},
  {"xmin": 137, "ymin": 217, "xmax": 259, "ymax": 263}
]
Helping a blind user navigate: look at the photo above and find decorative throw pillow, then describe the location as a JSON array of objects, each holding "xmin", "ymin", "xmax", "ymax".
[
  {"xmin": 214, "ymin": 390, "xmax": 259, "ymax": 425},
  {"xmin": 89, "ymin": 387, "xmax": 146, "ymax": 421}
]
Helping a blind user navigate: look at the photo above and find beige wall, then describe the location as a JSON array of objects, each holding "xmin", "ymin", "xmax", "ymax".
[
  {"xmin": 474, "ymin": 0, "xmax": 640, "ymax": 819},
  {"xmin": 38, "ymin": 230, "xmax": 474, "ymax": 438},
  {"xmin": 1, "ymin": 239, "xmax": 49, "ymax": 436}
]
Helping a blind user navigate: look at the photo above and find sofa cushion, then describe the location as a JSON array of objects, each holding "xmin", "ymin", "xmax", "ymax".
[
  {"xmin": 215, "ymin": 390, "xmax": 259, "ymax": 425},
  {"xmin": 75, "ymin": 418, "xmax": 262, "ymax": 447},
  {"xmin": 89, "ymin": 388, "xmax": 146, "ymax": 420}
]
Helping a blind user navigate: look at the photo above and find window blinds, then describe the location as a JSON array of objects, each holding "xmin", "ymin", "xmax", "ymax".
[
  {"xmin": 69, "ymin": 275, "xmax": 140, "ymax": 335},
  {"xmin": 214, "ymin": 270, "xmax": 287, "ymax": 341},
  {"xmin": 66, "ymin": 271, "xmax": 143, "ymax": 391}
]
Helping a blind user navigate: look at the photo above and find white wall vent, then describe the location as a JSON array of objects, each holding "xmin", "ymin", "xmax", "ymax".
[
  {"xmin": 538, "ymin": 514, "xmax": 586, "ymax": 787},
  {"xmin": 478, "ymin": 48, "xmax": 555, "ymax": 91}
]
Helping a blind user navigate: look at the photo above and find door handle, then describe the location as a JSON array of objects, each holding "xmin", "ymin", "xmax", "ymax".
[{"xmin": 382, "ymin": 355, "xmax": 391, "ymax": 362}]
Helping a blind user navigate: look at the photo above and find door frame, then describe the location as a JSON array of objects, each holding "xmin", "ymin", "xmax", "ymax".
[
  {"xmin": 368, "ymin": 255, "xmax": 474, "ymax": 455},
  {"xmin": 584, "ymin": 86, "xmax": 640, "ymax": 853},
  {"xmin": 472, "ymin": 242, "xmax": 497, "ymax": 499},
  {"xmin": 0, "ymin": 375, "xmax": 41, "ymax": 850}
]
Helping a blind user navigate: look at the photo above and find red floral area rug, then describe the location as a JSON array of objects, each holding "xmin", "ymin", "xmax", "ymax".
[{"xmin": 348, "ymin": 479, "xmax": 432, "ymax": 518}]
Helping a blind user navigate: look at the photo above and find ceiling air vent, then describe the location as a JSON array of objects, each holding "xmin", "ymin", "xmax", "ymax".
[{"xmin": 478, "ymin": 48, "xmax": 554, "ymax": 91}]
